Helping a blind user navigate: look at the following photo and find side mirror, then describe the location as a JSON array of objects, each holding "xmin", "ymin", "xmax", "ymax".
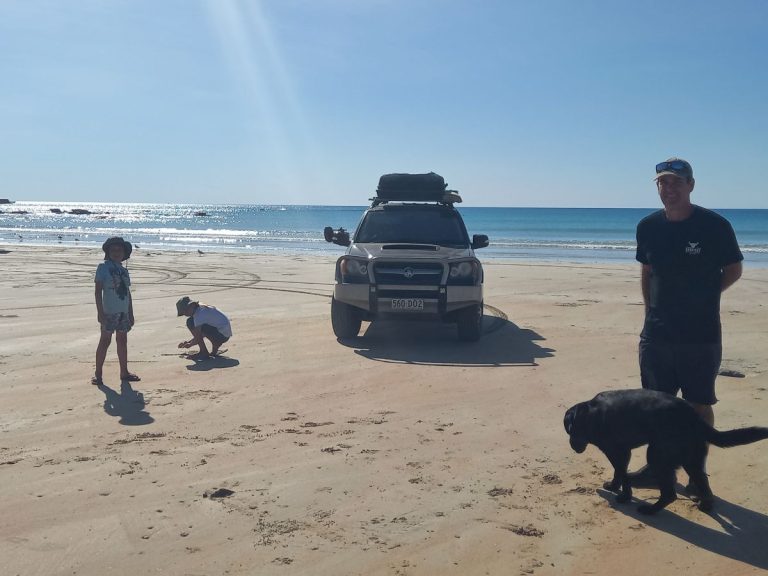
[
  {"xmin": 324, "ymin": 226, "xmax": 351, "ymax": 247},
  {"xmin": 471, "ymin": 234, "xmax": 489, "ymax": 249}
]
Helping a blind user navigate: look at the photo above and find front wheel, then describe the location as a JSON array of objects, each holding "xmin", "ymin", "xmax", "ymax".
[
  {"xmin": 331, "ymin": 297, "xmax": 362, "ymax": 338},
  {"xmin": 457, "ymin": 303, "xmax": 483, "ymax": 342}
]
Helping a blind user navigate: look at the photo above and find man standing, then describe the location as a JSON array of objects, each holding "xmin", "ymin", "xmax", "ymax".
[{"xmin": 630, "ymin": 158, "xmax": 743, "ymax": 485}]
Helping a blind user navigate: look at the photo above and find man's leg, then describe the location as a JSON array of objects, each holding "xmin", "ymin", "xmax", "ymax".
[
  {"xmin": 684, "ymin": 403, "xmax": 713, "ymax": 498},
  {"xmin": 629, "ymin": 338, "xmax": 679, "ymax": 484},
  {"xmin": 640, "ymin": 339, "xmax": 678, "ymax": 393},
  {"xmin": 679, "ymin": 342, "xmax": 720, "ymax": 495},
  {"xmin": 691, "ymin": 403, "xmax": 714, "ymax": 427}
]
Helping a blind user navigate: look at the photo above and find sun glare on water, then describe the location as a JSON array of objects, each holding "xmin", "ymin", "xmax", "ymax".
[{"xmin": 203, "ymin": 0, "xmax": 318, "ymax": 198}]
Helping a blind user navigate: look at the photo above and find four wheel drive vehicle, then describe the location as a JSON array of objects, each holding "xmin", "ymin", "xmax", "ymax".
[{"xmin": 324, "ymin": 172, "xmax": 489, "ymax": 341}]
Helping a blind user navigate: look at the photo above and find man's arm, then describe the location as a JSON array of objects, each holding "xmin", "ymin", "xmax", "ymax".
[
  {"xmin": 721, "ymin": 261, "xmax": 742, "ymax": 292},
  {"xmin": 641, "ymin": 264, "xmax": 651, "ymax": 312},
  {"xmin": 128, "ymin": 292, "xmax": 135, "ymax": 326}
]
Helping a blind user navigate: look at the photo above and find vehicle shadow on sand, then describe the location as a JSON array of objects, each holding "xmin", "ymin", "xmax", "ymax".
[
  {"xmin": 340, "ymin": 315, "xmax": 554, "ymax": 367},
  {"xmin": 597, "ymin": 489, "xmax": 768, "ymax": 570}
]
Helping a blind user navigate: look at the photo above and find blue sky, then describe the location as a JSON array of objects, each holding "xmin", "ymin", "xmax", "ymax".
[{"xmin": 1, "ymin": 0, "xmax": 766, "ymax": 207}]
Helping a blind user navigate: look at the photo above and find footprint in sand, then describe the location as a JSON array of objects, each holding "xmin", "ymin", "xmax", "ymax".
[
  {"xmin": 488, "ymin": 487, "xmax": 514, "ymax": 497},
  {"xmin": 504, "ymin": 524, "xmax": 545, "ymax": 537}
]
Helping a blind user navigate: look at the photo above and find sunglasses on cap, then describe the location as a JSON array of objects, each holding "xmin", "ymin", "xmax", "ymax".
[{"xmin": 656, "ymin": 160, "xmax": 690, "ymax": 174}]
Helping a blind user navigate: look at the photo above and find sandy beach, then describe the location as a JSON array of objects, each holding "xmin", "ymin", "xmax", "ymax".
[{"xmin": 1, "ymin": 244, "xmax": 767, "ymax": 576}]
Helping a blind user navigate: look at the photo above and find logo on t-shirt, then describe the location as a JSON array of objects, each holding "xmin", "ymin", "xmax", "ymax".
[{"xmin": 685, "ymin": 241, "xmax": 701, "ymax": 256}]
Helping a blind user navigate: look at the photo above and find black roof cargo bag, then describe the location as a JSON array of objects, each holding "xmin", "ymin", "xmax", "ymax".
[{"xmin": 376, "ymin": 172, "xmax": 447, "ymax": 201}]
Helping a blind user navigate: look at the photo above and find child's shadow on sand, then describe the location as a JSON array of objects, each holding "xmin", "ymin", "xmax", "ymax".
[
  {"xmin": 98, "ymin": 381, "xmax": 154, "ymax": 426},
  {"xmin": 185, "ymin": 354, "xmax": 240, "ymax": 372},
  {"xmin": 598, "ymin": 489, "xmax": 768, "ymax": 570}
]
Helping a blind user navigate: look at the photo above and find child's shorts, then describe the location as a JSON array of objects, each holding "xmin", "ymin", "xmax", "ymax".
[
  {"xmin": 101, "ymin": 312, "xmax": 132, "ymax": 333},
  {"xmin": 186, "ymin": 317, "xmax": 228, "ymax": 345}
]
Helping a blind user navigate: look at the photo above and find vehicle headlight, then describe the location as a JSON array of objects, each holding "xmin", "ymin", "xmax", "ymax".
[
  {"xmin": 448, "ymin": 260, "xmax": 480, "ymax": 285},
  {"xmin": 339, "ymin": 257, "xmax": 369, "ymax": 283}
]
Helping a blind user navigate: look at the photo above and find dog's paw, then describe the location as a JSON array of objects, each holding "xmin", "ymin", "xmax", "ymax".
[
  {"xmin": 637, "ymin": 504, "xmax": 657, "ymax": 515},
  {"xmin": 615, "ymin": 492, "xmax": 631, "ymax": 504},
  {"xmin": 603, "ymin": 480, "xmax": 620, "ymax": 491},
  {"xmin": 697, "ymin": 498, "xmax": 714, "ymax": 512}
]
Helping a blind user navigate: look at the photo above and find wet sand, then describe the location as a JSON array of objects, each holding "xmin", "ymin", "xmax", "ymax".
[{"xmin": 1, "ymin": 245, "xmax": 767, "ymax": 575}]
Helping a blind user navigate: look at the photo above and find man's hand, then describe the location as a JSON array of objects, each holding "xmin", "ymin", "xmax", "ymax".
[
  {"xmin": 178, "ymin": 340, "xmax": 192, "ymax": 349},
  {"xmin": 721, "ymin": 261, "xmax": 742, "ymax": 292}
]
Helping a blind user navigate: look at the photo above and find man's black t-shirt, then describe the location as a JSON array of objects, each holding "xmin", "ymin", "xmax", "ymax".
[{"xmin": 636, "ymin": 206, "xmax": 743, "ymax": 343}]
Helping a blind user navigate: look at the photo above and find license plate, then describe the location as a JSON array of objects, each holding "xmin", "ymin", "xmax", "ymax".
[{"xmin": 391, "ymin": 298, "xmax": 424, "ymax": 311}]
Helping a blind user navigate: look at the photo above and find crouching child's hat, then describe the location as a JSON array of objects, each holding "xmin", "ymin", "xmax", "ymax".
[{"xmin": 176, "ymin": 296, "xmax": 193, "ymax": 316}]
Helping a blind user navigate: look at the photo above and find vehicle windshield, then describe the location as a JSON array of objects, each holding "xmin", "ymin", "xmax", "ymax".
[{"xmin": 355, "ymin": 206, "xmax": 469, "ymax": 247}]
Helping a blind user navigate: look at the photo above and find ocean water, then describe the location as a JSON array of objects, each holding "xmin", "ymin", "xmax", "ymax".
[{"xmin": 1, "ymin": 201, "xmax": 767, "ymax": 266}]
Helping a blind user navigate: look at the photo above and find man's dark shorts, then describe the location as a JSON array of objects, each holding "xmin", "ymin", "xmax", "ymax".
[
  {"xmin": 187, "ymin": 317, "xmax": 229, "ymax": 346},
  {"xmin": 639, "ymin": 338, "xmax": 721, "ymax": 405}
]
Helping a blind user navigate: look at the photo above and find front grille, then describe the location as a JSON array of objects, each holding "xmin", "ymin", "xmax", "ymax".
[
  {"xmin": 373, "ymin": 261, "xmax": 444, "ymax": 286},
  {"xmin": 377, "ymin": 289, "xmax": 440, "ymax": 299}
]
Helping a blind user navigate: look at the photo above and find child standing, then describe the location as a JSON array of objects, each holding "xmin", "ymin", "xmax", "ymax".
[{"xmin": 92, "ymin": 237, "xmax": 139, "ymax": 385}]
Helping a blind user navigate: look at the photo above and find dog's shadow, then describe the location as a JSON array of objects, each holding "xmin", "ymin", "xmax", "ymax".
[{"xmin": 598, "ymin": 489, "xmax": 768, "ymax": 569}]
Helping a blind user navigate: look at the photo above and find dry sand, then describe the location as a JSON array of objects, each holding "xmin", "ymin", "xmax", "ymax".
[{"xmin": 1, "ymin": 244, "xmax": 767, "ymax": 576}]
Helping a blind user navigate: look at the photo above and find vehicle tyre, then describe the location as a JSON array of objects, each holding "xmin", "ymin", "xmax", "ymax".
[
  {"xmin": 331, "ymin": 297, "xmax": 362, "ymax": 338},
  {"xmin": 457, "ymin": 302, "xmax": 483, "ymax": 342}
]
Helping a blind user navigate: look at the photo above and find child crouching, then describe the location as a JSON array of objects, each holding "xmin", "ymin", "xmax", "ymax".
[{"xmin": 176, "ymin": 296, "xmax": 232, "ymax": 359}]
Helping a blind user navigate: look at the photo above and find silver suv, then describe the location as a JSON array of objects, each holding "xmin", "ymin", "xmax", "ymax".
[{"xmin": 324, "ymin": 173, "xmax": 488, "ymax": 341}]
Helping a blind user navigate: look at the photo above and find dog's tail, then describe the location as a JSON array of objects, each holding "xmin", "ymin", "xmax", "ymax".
[{"xmin": 705, "ymin": 425, "xmax": 768, "ymax": 448}]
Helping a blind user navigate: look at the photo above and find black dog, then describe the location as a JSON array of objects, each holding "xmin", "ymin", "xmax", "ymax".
[{"xmin": 564, "ymin": 389, "xmax": 768, "ymax": 514}]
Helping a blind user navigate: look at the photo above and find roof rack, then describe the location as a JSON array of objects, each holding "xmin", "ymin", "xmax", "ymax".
[{"xmin": 370, "ymin": 190, "xmax": 462, "ymax": 207}]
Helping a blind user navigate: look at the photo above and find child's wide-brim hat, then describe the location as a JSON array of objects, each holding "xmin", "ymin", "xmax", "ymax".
[{"xmin": 102, "ymin": 236, "xmax": 132, "ymax": 260}]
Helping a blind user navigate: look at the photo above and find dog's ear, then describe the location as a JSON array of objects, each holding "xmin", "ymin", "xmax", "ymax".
[
  {"xmin": 565, "ymin": 402, "xmax": 590, "ymax": 453},
  {"xmin": 564, "ymin": 406, "xmax": 576, "ymax": 435},
  {"xmin": 564, "ymin": 402, "xmax": 588, "ymax": 435}
]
